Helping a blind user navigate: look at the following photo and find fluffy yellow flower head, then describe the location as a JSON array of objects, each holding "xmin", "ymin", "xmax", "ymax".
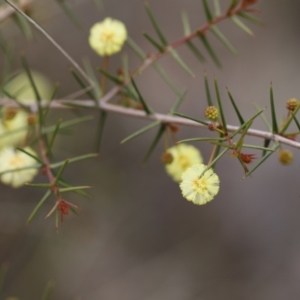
[
  {"xmin": 180, "ymin": 164, "xmax": 220, "ymax": 205},
  {"xmin": 0, "ymin": 108, "xmax": 28, "ymax": 149},
  {"xmin": 0, "ymin": 147, "xmax": 38, "ymax": 188},
  {"xmin": 278, "ymin": 149, "xmax": 293, "ymax": 165},
  {"xmin": 165, "ymin": 144, "xmax": 203, "ymax": 182},
  {"xmin": 89, "ymin": 17, "xmax": 127, "ymax": 56}
]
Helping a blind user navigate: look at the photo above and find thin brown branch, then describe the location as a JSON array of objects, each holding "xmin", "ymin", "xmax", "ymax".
[{"xmin": 1, "ymin": 97, "xmax": 300, "ymax": 150}]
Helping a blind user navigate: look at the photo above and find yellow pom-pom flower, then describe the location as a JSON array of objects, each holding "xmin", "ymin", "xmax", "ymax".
[
  {"xmin": 0, "ymin": 147, "xmax": 38, "ymax": 188},
  {"xmin": 180, "ymin": 164, "xmax": 220, "ymax": 205},
  {"xmin": 89, "ymin": 17, "xmax": 127, "ymax": 56},
  {"xmin": 204, "ymin": 106, "xmax": 219, "ymax": 120},
  {"xmin": 165, "ymin": 144, "xmax": 203, "ymax": 182},
  {"xmin": 278, "ymin": 149, "xmax": 293, "ymax": 165},
  {"xmin": 0, "ymin": 108, "xmax": 28, "ymax": 149}
]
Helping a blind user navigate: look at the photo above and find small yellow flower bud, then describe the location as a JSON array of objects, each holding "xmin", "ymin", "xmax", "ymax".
[
  {"xmin": 204, "ymin": 106, "xmax": 219, "ymax": 120},
  {"xmin": 278, "ymin": 149, "xmax": 293, "ymax": 165},
  {"xmin": 286, "ymin": 98, "xmax": 299, "ymax": 111},
  {"xmin": 161, "ymin": 152, "xmax": 174, "ymax": 165}
]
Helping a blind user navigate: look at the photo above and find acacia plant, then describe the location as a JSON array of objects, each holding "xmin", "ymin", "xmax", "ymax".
[{"xmin": 0, "ymin": 0, "xmax": 299, "ymax": 296}]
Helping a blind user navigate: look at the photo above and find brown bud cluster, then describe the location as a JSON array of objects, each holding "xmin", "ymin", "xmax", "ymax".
[
  {"xmin": 161, "ymin": 152, "xmax": 174, "ymax": 165},
  {"xmin": 208, "ymin": 122, "xmax": 217, "ymax": 131}
]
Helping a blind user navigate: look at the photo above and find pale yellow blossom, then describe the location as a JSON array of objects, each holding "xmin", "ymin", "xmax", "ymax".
[
  {"xmin": 165, "ymin": 144, "xmax": 203, "ymax": 182},
  {"xmin": 89, "ymin": 17, "xmax": 127, "ymax": 56},
  {"xmin": 0, "ymin": 147, "xmax": 39, "ymax": 188},
  {"xmin": 0, "ymin": 108, "xmax": 28, "ymax": 149},
  {"xmin": 3, "ymin": 70, "xmax": 52, "ymax": 104},
  {"xmin": 180, "ymin": 164, "xmax": 220, "ymax": 205}
]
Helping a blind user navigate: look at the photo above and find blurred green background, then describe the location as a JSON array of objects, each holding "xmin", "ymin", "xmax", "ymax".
[{"xmin": 1, "ymin": 0, "xmax": 300, "ymax": 299}]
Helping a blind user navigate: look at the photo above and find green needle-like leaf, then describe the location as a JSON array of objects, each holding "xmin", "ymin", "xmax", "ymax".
[
  {"xmin": 179, "ymin": 137, "xmax": 226, "ymax": 143},
  {"xmin": 172, "ymin": 112, "xmax": 209, "ymax": 126},
  {"xmin": 204, "ymin": 73, "xmax": 213, "ymax": 106},
  {"xmin": 54, "ymin": 159, "xmax": 69, "ymax": 185},
  {"xmin": 1, "ymin": 88, "xmax": 30, "ymax": 111},
  {"xmin": 144, "ymin": 2, "xmax": 168, "ymax": 46},
  {"xmin": 210, "ymin": 25, "xmax": 238, "ymax": 56},
  {"xmin": 143, "ymin": 32, "xmax": 165, "ymax": 52},
  {"xmin": 126, "ymin": 37, "xmax": 147, "ymax": 59},
  {"xmin": 58, "ymin": 179, "xmax": 92, "ymax": 198},
  {"xmin": 254, "ymin": 103, "xmax": 272, "ymax": 131},
  {"xmin": 181, "ymin": 10, "xmax": 191, "ymax": 35},
  {"xmin": 70, "ymin": 68, "xmax": 97, "ymax": 102},
  {"xmin": 12, "ymin": 13, "xmax": 33, "ymax": 40},
  {"xmin": 230, "ymin": 15, "xmax": 254, "ymax": 36},
  {"xmin": 27, "ymin": 190, "xmax": 51, "ymax": 224},
  {"xmin": 97, "ymin": 68, "xmax": 123, "ymax": 85},
  {"xmin": 198, "ymin": 34, "xmax": 222, "ymax": 68},
  {"xmin": 168, "ymin": 48, "xmax": 195, "ymax": 77},
  {"xmin": 25, "ymin": 183, "xmax": 53, "ymax": 188},
  {"xmin": 42, "ymin": 116, "xmax": 94, "ymax": 135},
  {"xmin": 213, "ymin": 0, "xmax": 221, "ymax": 16},
  {"xmin": 83, "ymin": 57, "xmax": 102, "ymax": 99},
  {"xmin": 40, "ymin": 280, "xmax": 55, "ymax": 300},
  {"xmin": 280, "ymin": 104, "xmax": 300, "ymax": 133},
  {"xmin": 270, "ymin": 84, "xmax": 279, "ymax": 133},
  {"xmin": 227, "ymin": 88, "xmax": 244, "ymax": 125},
  {"xmin": 241, "ymin": 144, "xmax": 276, "ymax": 151},
  {"xmin": 235, "ymin": 119, "xmax": 253, "ymax": 151},
  {"xmin": 21, "ymin": 54, "xmax": 43, "ymax": 125},
  {"xmin": 46, "ymin": 119, "xmax": 62, "ymax": 155},
  {"xmin": 69, "ymin": 206, "xmax": 79, "ymax": 215},
  {"xmin": 50, "ymin": 153, "xmax": 98, "ymax": 169},
  {"xmin": 230, "ymin": 108, "xmax": 264, "ymax": 139},
  {"xmin": 227, "ymin": 0, "xmax": 241, "ymax": 12},
  {"xmin": 94, "ymin": 110, "xmax": 107, "ymax": 152},
  {"xmin": 202, "ymin": 0, "xmax": 213, "ymax": 22},
  {"xmin": 291, "ymin": 110, "xmax": 300, "ymax": 131},
  {"xmin": 246, "ymin": 143, "xmax": 280, "ymax": 177},
  {"xmin": 121, "ymin": 120, "xmax": 161, "ymax": 144},
  {"xmin": 262, "ymin": 139, "xmax": 271, "ymax": 157},
  {"xmin": 43, "ymin": 82, "xmax": 60, "ymax": 120},
  {"xmin": 0, "ymin": 164, "xmax": 41, "ymax": 176},
  {"xmin": 186, "ymin": 41, "xmax": 206, "ymax": 63},
  {"xmin": 153, "ymin": 62, "xmax": 182, "ymax": 96},
  {"xmin": 171, "ymin": 90, "xmax": 187, "ymax": 112},
  {"xmin": 237, "ymin": 12, "xmax": 262, "ymax": 25},
  {"xmin": 16, "ymin": 147, "xmax": 44, "ymax": 165},
  {"xmin": 131, "ymin": 78, "xmax": 153, "ymax": 115},
  {"xmin": 126, "ymin": 38, "xmax": 181, "ymax": 95},
  {"xmin": 214, "ymin": 78, "xmax": 227, "ymax": 132},
  {"xmin": 55, "ymin": 0, "xmax": 82, "ymax": 28},
  {"xmin": 142, "ymin": 124, "xmax": 165, "ymax": 164},
  {"xmin": 207, "ymin": 147, "xmax": 229, "ymax": 169},
  {"xmin": 59, "ymin": 186, "xmax": 92, "ymax": 193}
]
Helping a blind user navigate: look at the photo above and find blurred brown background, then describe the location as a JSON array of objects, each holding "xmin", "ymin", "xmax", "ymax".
[{"xmin": 1, "ymin": 0, "xmax": 300, "ymax": 299}]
